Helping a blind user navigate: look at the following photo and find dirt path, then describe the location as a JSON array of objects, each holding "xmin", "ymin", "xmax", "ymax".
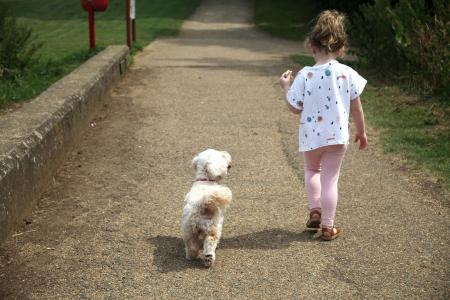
[{"xmin": 1, "ymin": 0, "xmax": 449, "ymax": 299}]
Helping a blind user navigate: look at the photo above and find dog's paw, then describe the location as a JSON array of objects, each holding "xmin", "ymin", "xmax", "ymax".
[{"xmin": 203, "ymin": 254, "xmax": 215, "ymax": 267}]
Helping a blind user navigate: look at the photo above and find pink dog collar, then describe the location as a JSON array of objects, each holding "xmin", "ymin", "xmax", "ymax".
[{"xmin": 195, "ymin": 178, "xmax": 217, "ymax": 183}]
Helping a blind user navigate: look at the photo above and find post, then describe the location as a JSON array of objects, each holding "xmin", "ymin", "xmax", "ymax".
[
  {"xmin": 88, "ymin": 6, "xmax": 96, "ymax": 49},
  {"xmin": 131, "ymin": 0, "xmax": 136, "ymax": 42},
  {"xmin": 126, "ymin": 0, "xmax": 132, "ymax": 48}
]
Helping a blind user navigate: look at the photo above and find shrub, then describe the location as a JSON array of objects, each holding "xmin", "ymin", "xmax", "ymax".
[
  {"xmin": 349, "ymin": 0, "xmax": 449, "ymax": 99},
  {"xmin": 0, "ymin": 4, "xmax": 41, "ymax": 80}
]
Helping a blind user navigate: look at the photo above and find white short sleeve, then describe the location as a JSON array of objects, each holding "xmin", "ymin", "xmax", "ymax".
[
  {"xmin": 286, "ymin": 69, "xmax": 306, "ymax": 110},
  {"xmin": 349, "ymin": 68, "xmax": 367, "ymax": 100}
]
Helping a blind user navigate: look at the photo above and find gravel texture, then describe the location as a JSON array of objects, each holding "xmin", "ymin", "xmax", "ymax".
[{"xmin": 0, "ymin": 0, "xmax": 448, "ymax": 299}]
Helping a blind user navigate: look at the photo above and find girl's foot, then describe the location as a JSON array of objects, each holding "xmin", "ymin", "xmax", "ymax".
[
  {"xmin": 306, "ymin": 209, "xmax": 321, "ymax": 231},
  {"xmin": 321, "ymin": 226, "xmax": 341, "ymax": 241}
]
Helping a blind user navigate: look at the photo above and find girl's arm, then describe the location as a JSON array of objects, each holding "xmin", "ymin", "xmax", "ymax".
[
  {"xmin": 280, "ymin": 70, "xmax": 302, "ymax": 114},
  {"xmin": 350, "ymin": 97, "xmax": 367, "ymax": 150},
  {"xmin": 285, "ymin": 100, "xmax": 302, "ymax": 114}
]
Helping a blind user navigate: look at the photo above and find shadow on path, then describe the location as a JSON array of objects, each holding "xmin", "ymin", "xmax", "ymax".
[{"xmin": 148, "ymin": 229, "xmax": 317, "ymax": 273}]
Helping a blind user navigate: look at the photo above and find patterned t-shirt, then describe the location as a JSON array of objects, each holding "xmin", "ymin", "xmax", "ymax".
[{"xmin": 286, "ymin": 60, "xmax": 367, "ymax": 152}]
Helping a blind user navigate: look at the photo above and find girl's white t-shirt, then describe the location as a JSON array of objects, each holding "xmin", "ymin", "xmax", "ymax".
[{"xmin": 287, "ymin": 60, "xmax": 367, "ymax": 152}]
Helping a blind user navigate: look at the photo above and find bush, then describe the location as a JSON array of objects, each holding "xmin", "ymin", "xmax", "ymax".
[
  {"xmin": 350, "ymin": 0, "xmax": 449, "ymax": 99},
  {"xmin": 0, "ymin": 4, "xmax": 41, "ymax": 80}
]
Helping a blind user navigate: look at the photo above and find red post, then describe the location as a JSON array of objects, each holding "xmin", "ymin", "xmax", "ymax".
[
  {"xmin": 88, "ymin": 6, "xmax": 96, "ymax": 49},
  {"xmin": 126, "ymin": 0, "xmax": 132, "ymax": 48},
  {"xmin": 81, "ymin": 0, "xmax": 109, "ymax": 50}
]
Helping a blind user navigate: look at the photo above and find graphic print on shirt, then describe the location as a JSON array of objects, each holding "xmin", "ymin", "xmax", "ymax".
[{"xmin": 286, "ymin": 60, "xmax": 367, "ymax": 152}]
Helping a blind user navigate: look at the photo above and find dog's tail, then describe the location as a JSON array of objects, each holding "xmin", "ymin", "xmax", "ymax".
[{"xmin": 201, "ymin": 190, "xmax": 232, "ymax": 216}]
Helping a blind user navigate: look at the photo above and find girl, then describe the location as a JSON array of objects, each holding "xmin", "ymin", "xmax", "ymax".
[{"xmin": 279, "ymin": 10, "xmax": 368, "ymax": 240}]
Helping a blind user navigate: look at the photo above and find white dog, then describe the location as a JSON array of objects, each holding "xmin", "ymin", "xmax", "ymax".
[{"xmin": 181, "ymin": 149, "xmax": 232, "ymax": 267}]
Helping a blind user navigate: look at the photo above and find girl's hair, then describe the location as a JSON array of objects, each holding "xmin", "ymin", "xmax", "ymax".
[{"xmin": 308, "ymin": 10, "xmax": 347, "ymax": 54}]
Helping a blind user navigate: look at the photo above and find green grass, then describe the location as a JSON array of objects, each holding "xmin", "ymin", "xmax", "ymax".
[
  {"xmin": 255, "ymin": 0, "xmax": 450, "ymax": 189},
  {"xmin": 0, "ymin": 49, "xmax": 104, "ymax": 105},
  {"xmin": 254, "ymin": 0, "xmax": 320, "ymax": 41},
  {"xmin": 0, "ymin": 0, "xmax": 200, "ymax": 106},
  {"xmin": 362, "ymin": 84, "xmax": 450, "ymax": 188}
]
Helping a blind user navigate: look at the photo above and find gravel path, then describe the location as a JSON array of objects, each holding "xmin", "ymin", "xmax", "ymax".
[{"xmin": 1, "ymin": 0, "xmax": 449, "ymax": 299}]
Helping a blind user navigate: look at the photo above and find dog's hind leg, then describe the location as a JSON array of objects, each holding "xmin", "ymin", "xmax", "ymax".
[{"xmin": 203, "ymin": 227, "xmax": 219, "ymax": 267}]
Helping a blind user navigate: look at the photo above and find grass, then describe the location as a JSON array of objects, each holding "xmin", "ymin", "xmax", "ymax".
[
  {"xmin": 256, "ymin": 0, "xmax": 450, "ymax": 189},
  {"xmin": 362, "ymin": 84, "xmax": 450, "ymax": 188},
  {"xmin": 254, "ymin": 0, "xmax": 319, "ymax": 41},
  {"xmin": 0, "ymin": 50, "xmax": 103, "ymax": 106},
  {"xmin": 0, "ymin": 0, "xmax": 200, "ymax": 107}
]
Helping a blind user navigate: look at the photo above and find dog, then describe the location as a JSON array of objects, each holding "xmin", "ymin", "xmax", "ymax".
[{"xmin": 181, "ymin": 149, "xmax": 232, "ymax": 267}]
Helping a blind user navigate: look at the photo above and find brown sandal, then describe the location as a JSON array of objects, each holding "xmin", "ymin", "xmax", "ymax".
[
  {"xmin": 306, "ymin": 209, "xmax": 321, "ymax": 231},
  {"xmin": 321, "ymin": 226, "xmax": 341, "ymax": 241}
]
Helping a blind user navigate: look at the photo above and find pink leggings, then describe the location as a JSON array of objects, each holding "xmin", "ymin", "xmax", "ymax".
[{"xmin": 303, "ymin": 144, "xmax": 347, "ymax": 227}]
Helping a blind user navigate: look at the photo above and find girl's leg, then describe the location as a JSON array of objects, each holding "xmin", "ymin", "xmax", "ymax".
[
  {"xmin": 320, "ymin": 145, "xmax": 347, "ymax": 228},
  {"xmin": 303, "ymin": 148, "xmax": 325, "ymax": 211}
]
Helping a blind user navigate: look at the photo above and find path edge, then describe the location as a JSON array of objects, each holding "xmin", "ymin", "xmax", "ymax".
[{"xmin": 0, "ymin": 45, "xmax": 129, "ymax": 243}]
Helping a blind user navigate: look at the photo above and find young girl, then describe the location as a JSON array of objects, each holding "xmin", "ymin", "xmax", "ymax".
[{"xmin": 279, "ymin": 10, "xmax": 368, "ymax": 241}]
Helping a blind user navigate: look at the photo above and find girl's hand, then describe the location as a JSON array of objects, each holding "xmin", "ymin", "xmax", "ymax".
[
  {"xmin": 279, "ymin": 70, "xmax": 293, "ymax": 89},
  {"xmin": 354, "ymin": 132, "xmax": 368, "ymax": 150}
]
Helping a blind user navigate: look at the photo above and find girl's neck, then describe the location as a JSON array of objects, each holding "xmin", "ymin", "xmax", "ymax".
[{"xmin": 313, "ymin": 50, "xmax": 338, "ymax": 66}]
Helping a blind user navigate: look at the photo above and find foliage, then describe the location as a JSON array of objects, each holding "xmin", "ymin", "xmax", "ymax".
[
  {"xmin": 0, "ymin": 4, "xmax": 41, "ymax": 80},
  {"xmin": 350, "ymin": 0, "xmax": 449, "ymax": 99},
  {"xmin": 0, "ymin": 49, "xmax": 101, "ymax": 107}
]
